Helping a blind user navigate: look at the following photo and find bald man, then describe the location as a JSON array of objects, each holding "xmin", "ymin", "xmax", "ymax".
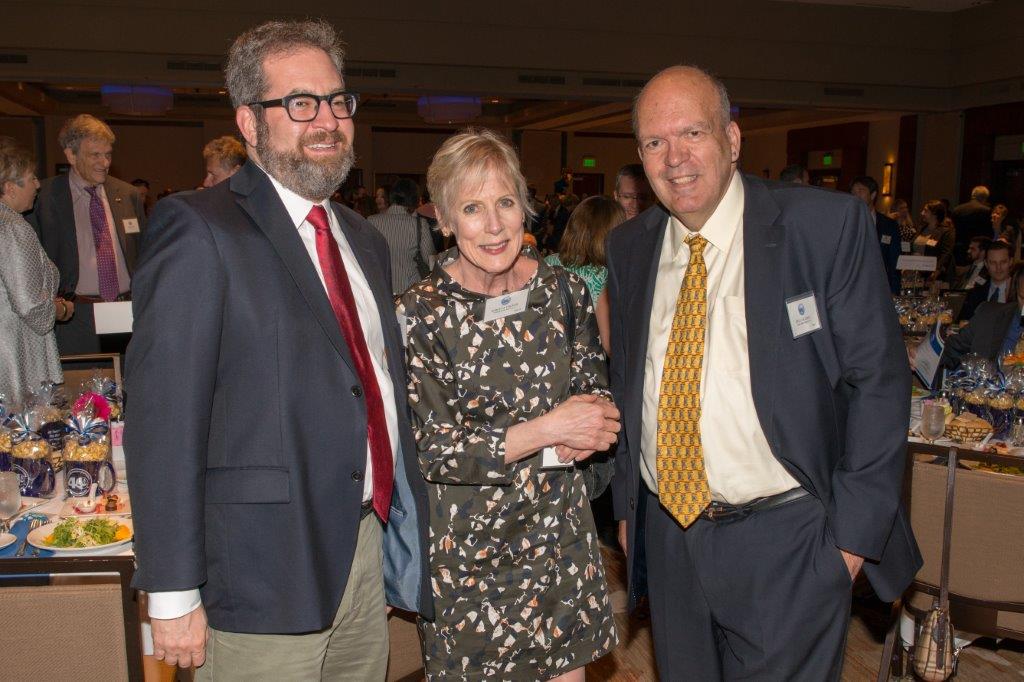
[{"xmin": 607, "ymin": 65, "xmax": 920, "ymax": 680}]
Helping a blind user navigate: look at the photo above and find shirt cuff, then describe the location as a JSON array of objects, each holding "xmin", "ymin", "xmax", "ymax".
[{"xmin": 146, "ymin": 589, "xmax": 202, "ymax": 620}]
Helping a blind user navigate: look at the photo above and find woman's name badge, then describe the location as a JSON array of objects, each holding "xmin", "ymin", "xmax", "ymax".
[
  {"xmin": 540, "ymin": 446, "xmax": 573, "ymax": 469},
  {"xmin": 483, "ymin": 289, "xmax": 529, "ymax": 322},
  {"xmin": 881, "ymin": 234, "xmax": 892, "ymax": 245},
  {"xmin": 785, "ymin": 291, "xmax": 822, "ymax": 338}
]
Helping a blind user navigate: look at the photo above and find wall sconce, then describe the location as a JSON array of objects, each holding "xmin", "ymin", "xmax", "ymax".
[{"xmin": 881, "ymin": 162, "xmax": 894, "ymax": 196}]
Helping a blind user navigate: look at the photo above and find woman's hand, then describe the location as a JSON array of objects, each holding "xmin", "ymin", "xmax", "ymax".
[
  {"xmin": 549, "ymin": 394, "xmax": 620, "ymax": 457},
  {"xmin": 54, "ymin": 297, "xmax": 74, "ymax": 322}
]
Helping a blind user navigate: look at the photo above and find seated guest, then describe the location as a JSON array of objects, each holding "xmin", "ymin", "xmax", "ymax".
[
  {"xmin": 959, "ymin": 239, "xmax": 1012, "ymax": 322},
  {"xmin": 993, "ymin": 203, "xmax": 1022, "ymax": 260},
  {"xmin": 913, "ymin": 199, "xmax": 956, "ymax": 286},
  {"xmin": 201, "ymin": 135, "xmax": 246, "ymax": 188},
  {"xmin": 0, "ymin": 138, "xmax": 69, "ymax": 398},
  {"xmin": 850, "ymin": 175, "xmax": 900, "ymax": 294},
  {"xmin": 942, "ymin": 264, "xmax": 1024, "ymax": 370},
  {"xmin": 955, "ymin": 235, "xmax": 990, "ymax": 291}
]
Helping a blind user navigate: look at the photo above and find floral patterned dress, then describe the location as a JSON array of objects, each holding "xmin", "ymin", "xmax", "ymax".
[{"xmin": 398, "ymin": 247, "xmax": 617, "ymax": 680}]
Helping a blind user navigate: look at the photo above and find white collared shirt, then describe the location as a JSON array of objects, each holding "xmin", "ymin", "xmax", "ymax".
[
  {"xmin": 148, "ymin": 167, "xmax": 400, "ymax": 620},
  {"xmin": 639, "ymin": 171, "xmax": 799, "ymax": 505}
]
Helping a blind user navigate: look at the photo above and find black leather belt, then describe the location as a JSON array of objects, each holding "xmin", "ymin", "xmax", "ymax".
[
  {"xmin": 702, "ymin": 487, "xmax": 809, "ymax": 522},
  {"xmin": 360, "ymin": 500, "xmax": 374, "ymax": 519}
]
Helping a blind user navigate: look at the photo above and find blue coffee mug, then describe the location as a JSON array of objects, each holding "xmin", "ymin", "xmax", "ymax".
[
  {"xmin": 64, "ymin": 459, "xmax": 116, "ymax": 497},
  {"xmin": 12, "ymin": 455, "xmax": 55, "ymax": 497}
]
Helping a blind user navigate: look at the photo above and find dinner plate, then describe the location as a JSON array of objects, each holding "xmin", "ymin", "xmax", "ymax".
[
  {"xmin": 0, "ymin": 532, "xmax": 16, "ymax": 550},
  {"xmin": 27, "ymin": 517, "xmax": 133, "ymax": 556}
]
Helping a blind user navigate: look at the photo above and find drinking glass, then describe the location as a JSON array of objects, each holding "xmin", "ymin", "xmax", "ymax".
[
  {"xmin": 0, "ymin": 471, "xmax": 21, "ymax": 533},
  {"xmin": 920, "ymin": 403, "xmax": 947, "ymax": 444},
  {"xmin": 1009, "ymin": 416, "xmax": 1024, "ymax": 449}
]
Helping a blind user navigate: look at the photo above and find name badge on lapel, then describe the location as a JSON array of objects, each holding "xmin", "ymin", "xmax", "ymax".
[
  {"xmin": 122, "ymin": 218, "xmax": 140, "ymax": 234},
  {"xmin": 901, "ymin": 240, "xmax": 911, "ymax": 252},
  {"xmin": 785, "ymin": 291, "xmax": 822, "ymax": 338},
  {"xmin": 881, "ymin": 234, "xmax": 892, "ymax": 245},
  {"xmin": 483, "ymin": 289, "xmax": 529, "ymax": 322}
]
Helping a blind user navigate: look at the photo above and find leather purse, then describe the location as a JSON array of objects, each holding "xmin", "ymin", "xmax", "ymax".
[{"xmin": 912, "ymin": 447, "xmax": 959, "ymax": 681}]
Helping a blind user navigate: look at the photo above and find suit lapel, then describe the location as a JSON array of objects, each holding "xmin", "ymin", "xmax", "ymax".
[
  {"xmin": 741, "ymin": 175, "xmax": 786, "ymax": 446},
  {"xmin": 624, "ymin": 207, "xmax": 669, "ymax": 445},
  {"xmin": 105, "ymin": 183, "xmax": 131, "ymax": 258},
  {"xmin": 231, "ymin": 164, "xmax": 358, "ymax": 376}
]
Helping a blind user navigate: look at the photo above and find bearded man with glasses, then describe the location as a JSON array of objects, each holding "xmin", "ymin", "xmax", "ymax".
[{"xmin": 125, "ymin": 19, "xmax": 431, "ymax": 680}]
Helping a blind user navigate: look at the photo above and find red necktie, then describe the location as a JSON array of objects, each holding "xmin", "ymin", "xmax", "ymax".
[{"xmin": 307, "ymin": 205, "xmax": 393, "ymax": 522}]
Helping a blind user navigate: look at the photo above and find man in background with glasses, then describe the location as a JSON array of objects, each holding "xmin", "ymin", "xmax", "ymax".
[{"xmin": 125, "ymin": 19, "xmax": 431, "ymax": 679}]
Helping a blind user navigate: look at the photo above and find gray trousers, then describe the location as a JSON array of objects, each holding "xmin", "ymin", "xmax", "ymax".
[
  {"xmin": 643, "ymin": 486, "xmax": 852, "ymax": 681},
  {"xmin": 196, "ymin": 513, "xmax": 389, "ymax": 681}
]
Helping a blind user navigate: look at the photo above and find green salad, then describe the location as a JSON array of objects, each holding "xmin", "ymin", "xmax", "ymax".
[{"xmin": 46, "ymin": 518, "xmax": 122, "ymax": 548}]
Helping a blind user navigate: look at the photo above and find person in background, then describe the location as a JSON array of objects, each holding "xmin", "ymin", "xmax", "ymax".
[
  {"xmin": 959, "ymin": 239, "xmax": 1013, "ymax": 322},
  {"xmin": 0, "ymin": 138, "xmax": 68, "ymax": 398},
  {"xmin": 955, "ymin": 235, "xmax": 990, "ymax": 291},
  {"xmin": 850, "ymin": 175, "xmax": 901, "ymax": 295},
  {"xmin": 913, "ymin": 199, "xmax": 956, "ymax": 287},
  {"xmin": 366, "ymin": 177, "xmax": 436, "ymax": 296},
  {"xmin": 27, "ymin": 114, "xmax": 146, "ymax": 356},
  {"xmin": 399, "ymin": 128, "xmax": 619, "ymax": 681},
  {"xmin": 951, "ymin": 185, "xmax": 992, "ymax": 266},
  {"xmin": 613, "ymin": 163, "xmax": 652, "ymax": 221},
  {"xmin": 779, "ymin": 163, "xmax": 809, "ymax": 184},
  {"xmin": 201, "ymin": 135, "xmax": 247, "ymax": 188},
  {"xmin": 939, "ymin": 264, "xmax": 1024, "ymax": 370},
  {"xmin": 546, "ymin": 195, "xmax": 625, "ymax": 354},
  {"xmin": 131, "ymin": 178, "xmax": 151, "ymax": 217},
  {"xmin": 992, "ymin": 203, "xmax": 1022, "ymax": 261},
  {"xmin": 889, "ymin": 198, "xmax": 917, "ymax": 250},
  {"xmin": 373, "ymin": 186, "xmax": 389, "ymax": 214}
]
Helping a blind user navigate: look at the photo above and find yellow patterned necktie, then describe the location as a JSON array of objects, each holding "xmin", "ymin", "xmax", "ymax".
[{"xmin": 656, "ymin": 233, "xmax": 712, "ymax": 528}]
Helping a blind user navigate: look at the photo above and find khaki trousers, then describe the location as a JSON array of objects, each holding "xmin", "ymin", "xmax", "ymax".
[{"xmin": 196, "ymin": 513, "xmax": 388, "ymax": 681}]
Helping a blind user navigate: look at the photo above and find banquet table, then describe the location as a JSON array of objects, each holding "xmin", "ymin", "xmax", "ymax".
[{"xmin": 0, "ymin": 472, "xmax": 143, "ymax": 680}]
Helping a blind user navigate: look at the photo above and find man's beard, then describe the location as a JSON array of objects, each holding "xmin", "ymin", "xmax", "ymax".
[{"xmin": 255, "ymin": 115, "xmax": 354, "ymax": 202}]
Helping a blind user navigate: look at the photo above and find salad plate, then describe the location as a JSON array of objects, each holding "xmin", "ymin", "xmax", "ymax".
[{"xmin": 27, "ymin": 517, "xmax": 133, "ymax": 556}]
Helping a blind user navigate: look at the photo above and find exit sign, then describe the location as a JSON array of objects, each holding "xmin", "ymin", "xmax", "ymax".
[
  {"xmin": 823, "ymin": 153, "xmax": 833, "ymax": 166},
  {"xmin": 582, "ymin": 156, "xmax": 596, "ymax": 168}
]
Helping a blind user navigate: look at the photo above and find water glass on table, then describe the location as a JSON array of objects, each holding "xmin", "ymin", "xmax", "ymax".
[
  {"xmin": 920, "ymin": 402, "xmax": 946, "ymax": 444},
  {"xmin": 0, "ymin": 470, "xmax": 21, "ymax": 533}
]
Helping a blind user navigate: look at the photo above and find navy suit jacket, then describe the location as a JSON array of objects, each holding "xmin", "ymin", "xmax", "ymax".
[
  {"xmin": 608, "ymin": 174, "xmax": 921, "ymax": 605},
  {"xmin": 942, "ymin": 301, "xmax": 1018, "ymax": 368},
  {"xmin": 27, "ymin": 173, "xmax": 146, "ymax": 295},
  {"xmin": 124, "ymin": 162, "xmax": 432, "ymax": 633}
]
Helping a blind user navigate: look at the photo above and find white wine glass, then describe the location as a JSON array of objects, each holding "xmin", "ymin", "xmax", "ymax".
[
  {"xmin": 920, "ymin": 403, "xmax": 946, "ymax": 445},
  {"xmin": 0, "ymin": 471, "xmax": 21, "ymax": 534}
]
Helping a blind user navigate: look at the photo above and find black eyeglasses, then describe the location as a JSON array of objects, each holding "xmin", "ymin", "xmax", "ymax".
[{"xmin": 247, "ymin": 91, "xmax": 359, "ymax": 122}]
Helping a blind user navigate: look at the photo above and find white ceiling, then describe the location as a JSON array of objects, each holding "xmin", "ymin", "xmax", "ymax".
[{"xmin": 772, "ymin": 0, "xmax": 991, "ymax": 11}]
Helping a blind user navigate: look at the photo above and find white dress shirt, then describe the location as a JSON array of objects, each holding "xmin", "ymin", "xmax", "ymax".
[
  {"xmin": 988, "ymin": 280, "xmax": 1008, "ymax": 303},
  {"xmin": 148, "ymin": 167, "xmax": 399, "ymax": 620},
  {"xmin": 639, "ymin": 171, "xmax": 799, "ymax": 505}
]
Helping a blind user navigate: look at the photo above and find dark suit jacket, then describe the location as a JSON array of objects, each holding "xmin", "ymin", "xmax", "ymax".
[
  {"xmin": 952, "ymin": 199, "xmax": 991, "ymax": 265},
  {"xmin": 942, "ymin": 301, "xmax": 1018, "ymax": 369},
  {"xmin": 124, "ymin": 162, "xmax": 432, "ymax": 633},
  {"xmin": 27, "ymin": 173, "xmax": 146, "ymax": 295},
  {"xmin": 875, "ymin": 211, "xmax": 901, "ymax": 294},
  {"xmin": 957, "ymin": 277, "xmax": 1009, "ymax": 322},
  {"xmin": 607, "ymin": 174, "xmax": 921, "ymax": 605}
]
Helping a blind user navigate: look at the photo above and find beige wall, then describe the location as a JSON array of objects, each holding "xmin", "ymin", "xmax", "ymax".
[
  {"xmin": 520, "ymin": 130, "xmax": 561, "ymax": 197},
  {"xmin": 865, "ymin": 117, "xmax": 901, "ymax": 213}
]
